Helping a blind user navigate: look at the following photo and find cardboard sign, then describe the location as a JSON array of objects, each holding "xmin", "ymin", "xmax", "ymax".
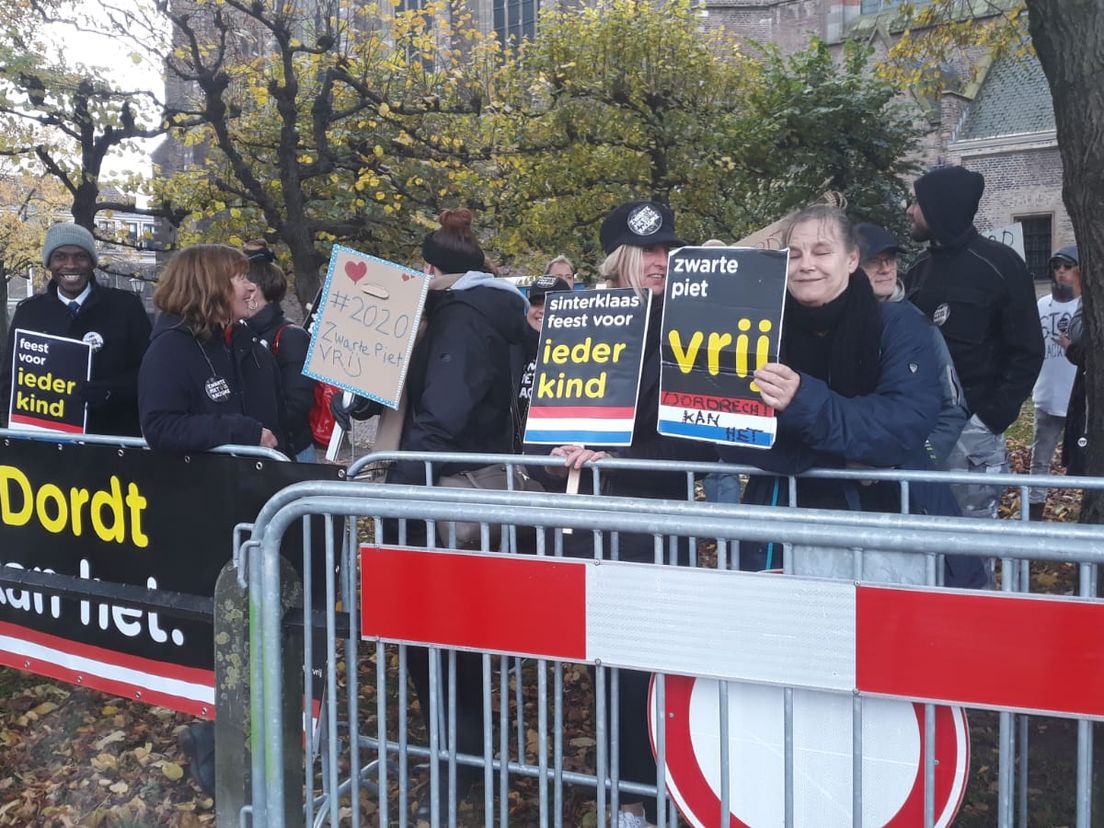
[
  {"xmin": 523, "ymin": 288, "xmax": 649, "ymax": 446},
  {"xmin": 733, "ymin": 194, "xmax": 842, "ymax": 250},
  {"xmin": 658, "ymin": 247, "xmax": 788, "ymax": 448},
  {"xmin": 304, "ymin": 245, "xmax": 429, "ymax": 408},
  {"xmin": 7, "ymin": 329, "xmax": 92, "ymax": 435},
  {"xmin": 981, "ymin": 222, "xmax": 1026, "ymax": 262},
  {"xmin": 0, "ymin": 439, "xmax": 342, "ymax": 717}
]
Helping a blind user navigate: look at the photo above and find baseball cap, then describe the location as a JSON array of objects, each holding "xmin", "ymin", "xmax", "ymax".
[
  {"xmin": 855, "ymin": 223, "xmax": 901, "ymax": 260},
  {"xmin": 599, "ymin": 201, "xmax": 688, "ymax": 254},
  {"xmin": 528, "ymin": 275, "xmax": 572, "ymax": 303},
  {"xmin": 1050, "ymin": 244, "xmax": 1079, "ymax": 267}
]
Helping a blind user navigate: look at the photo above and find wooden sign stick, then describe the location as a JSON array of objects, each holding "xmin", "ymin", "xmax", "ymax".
[{"xmin": 563, "ymin": 443, "xmax": 584, "ymax": 534}]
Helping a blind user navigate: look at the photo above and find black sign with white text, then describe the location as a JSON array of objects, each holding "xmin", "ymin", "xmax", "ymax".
[{"xmin": 8, "ymin": 329, "xmax": 92, "ymax": 434}]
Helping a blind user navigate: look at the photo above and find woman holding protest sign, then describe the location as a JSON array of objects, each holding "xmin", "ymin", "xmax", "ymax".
[
  {"xmin": 718, "ymin": 204, "xmax": 986, "ymax": 588},
  {"xmin": 549, "ymin": 201, "xmax": 712, "ymax": 543},
  {"xmin": 240, "ymin": 239, "xmax": 317, "ymax": 462},
  {"xmin": 332, "ymin": 208, "xmax": 532, "ymax": 818},
  {"xmin": 138, "ymin": 244, "xmax": 289, "ymax": 457},
  {"xmin": 544, "ymin": 200, "xmax": 712, "ymax": 828}
]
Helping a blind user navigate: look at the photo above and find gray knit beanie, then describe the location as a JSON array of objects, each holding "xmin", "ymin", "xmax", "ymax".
[{"xmin": 43, "ymin": 223, "xmax": 98, "ymax": 268}]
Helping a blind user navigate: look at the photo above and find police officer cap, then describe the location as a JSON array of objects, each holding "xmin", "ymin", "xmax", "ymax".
[{"xmin": 599, "ymin": 201, "xmax": 688, "ymax": 255}]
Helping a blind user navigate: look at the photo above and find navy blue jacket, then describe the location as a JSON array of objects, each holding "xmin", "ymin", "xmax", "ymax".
[
  {"xmin": 719, "ymin": 301, "xmax": 987, "ymax": 588},
  {"xmin": 138, "ymin": 314, "xmax": 289, "ymax": 454}
]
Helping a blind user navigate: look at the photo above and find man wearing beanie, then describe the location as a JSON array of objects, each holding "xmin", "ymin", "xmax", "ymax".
[
  {"xmin": 905, "ymin": 166, "xmax": 1044, "ymax": 521},
  {"xmin": 1, "ymin": 222, "xmax": 151, "ymax": 436}
]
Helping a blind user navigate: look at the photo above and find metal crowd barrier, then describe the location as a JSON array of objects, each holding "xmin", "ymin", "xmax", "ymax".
[
  {"xmin": 240, "ymin": 452, "xmax": 1102, "ymax": 828},
  {"xmin": 0, "ymin": 426, "xmax": 291, "ymax": 461}
]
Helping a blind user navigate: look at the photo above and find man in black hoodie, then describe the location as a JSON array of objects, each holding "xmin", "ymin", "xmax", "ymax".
[{"xmin": 905, "ymin": 166, "xmax": 1044, "ymax": 519}]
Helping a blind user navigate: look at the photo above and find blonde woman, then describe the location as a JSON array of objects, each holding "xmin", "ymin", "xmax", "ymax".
[{"xmin": 549, "ymin": 201, "xmax": 711, "ymax": 828}]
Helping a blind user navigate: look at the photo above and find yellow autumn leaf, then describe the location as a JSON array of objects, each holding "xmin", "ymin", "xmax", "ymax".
[
  {"xmin": 90, "ymin": 753, "xmax": 117, "ymax": 771},
  {"xmin": 109, "ymin": 781, "xmax": 129, "ymax": 794},
  {"xmin": 161, "ymin": 761, "xmax": 185, "ymax": 781}
]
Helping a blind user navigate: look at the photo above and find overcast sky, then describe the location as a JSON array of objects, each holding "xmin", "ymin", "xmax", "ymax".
[{"xmin": 43, "ymin": 1, "xmax": 166, "ymax": 182}]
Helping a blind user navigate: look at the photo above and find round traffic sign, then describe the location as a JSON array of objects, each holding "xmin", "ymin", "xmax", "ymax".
[{"xmin": 651, "ymin": 676, "xmax": 969, "ymax": 827}]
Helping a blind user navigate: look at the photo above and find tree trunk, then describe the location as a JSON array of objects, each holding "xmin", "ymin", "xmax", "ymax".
[{"xmin": 1025, "ymin": 0, "xmax": 1104, "ymax": 523}]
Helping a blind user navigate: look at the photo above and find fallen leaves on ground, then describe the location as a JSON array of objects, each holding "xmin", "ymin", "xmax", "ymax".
[{"xmin": 0, "ymin": 679, "xmax": 213, "ymax": 826}]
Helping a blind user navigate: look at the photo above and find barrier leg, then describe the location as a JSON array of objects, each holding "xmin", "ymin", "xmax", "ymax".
[
  {"xmin": 215, "ymin": 560, "xmax": 251, "ymax": 827},
  {"xmin": 221, "ymin": 558, "xmax": 304, "ymax": 828}
]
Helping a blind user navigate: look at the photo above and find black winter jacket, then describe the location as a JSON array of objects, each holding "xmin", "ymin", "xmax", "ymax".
[
  {"xmin": 906, "ymin": 229, "xmax": 1043, "ymax": 435},
  {"xmin": 244, "ymin": 303, "xmax": 315, "ymax": 455},
  {"xmin": 1, "ymin": 279, "xmax": 151, "ymax": 436},
  {"xmin": 138, "ymin": 314, "xmax": 289, "ymax": 454},
  {"xmin": 388, "ymin": 275, "xmax": 531, "ymax": 487}
]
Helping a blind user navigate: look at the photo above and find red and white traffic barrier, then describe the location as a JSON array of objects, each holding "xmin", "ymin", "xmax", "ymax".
[{"xmin": 360, "ymin": 545, "xmax": 1104, "ymax": 720}]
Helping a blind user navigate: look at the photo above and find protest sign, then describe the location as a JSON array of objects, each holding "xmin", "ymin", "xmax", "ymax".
[
  {"xmin": 0, "ymin": 439, "xmax": 342, "ymax": 717},
  {"xmin": 304, "ymin": 244, "xmax": 429, "ymax": 408},
  {"xmin": 7, "ymin": 329, "xmax": 92, "ymax": 435},
  {"xmin": 523, "ymin": 288, "xmax": 650, "ymax": 446},
  {"xmin": 659, "ymin": 246, "xmax": 788, "ymax": 448},
  {"xmin": 980, "ymin": 222, "xmax": 1026, "ymax": 262}
]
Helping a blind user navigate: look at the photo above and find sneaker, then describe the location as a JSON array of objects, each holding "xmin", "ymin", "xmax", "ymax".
[{"xmin": 617, "ymin": 810, "xmax": 656, "ymax": 828}]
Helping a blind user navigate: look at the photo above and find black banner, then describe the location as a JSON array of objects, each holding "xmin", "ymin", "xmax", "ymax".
[{"xmin": 0, "ymin": 438, "xmax": 342, "ymax": 715}]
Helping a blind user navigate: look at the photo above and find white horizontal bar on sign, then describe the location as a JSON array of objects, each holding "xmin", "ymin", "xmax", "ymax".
[
  {"xmin": 524, "ymin": 417, "xmax": 633, "ymax": 432},
  {"xmin": 585, "ymin": 564, "xmax": 856, "ymax": 692},
  {"xmin": 0, "ymin": 632, "xmax": 215, "ymax": 706},
  {"xmin": 657, "ymin": 405, "xmax": 776, "ymax": 433}
]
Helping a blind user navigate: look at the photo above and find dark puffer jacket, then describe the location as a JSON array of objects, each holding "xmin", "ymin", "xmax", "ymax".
[
  {"xmin": 243, "ymin": 303, "xmax": 315, "ymax": 455},
  {"xmin": 1, "ymin": 279, "xmax": 151, "ymax": 436},
  {"xmin": 138, "ymin": 314, "xmax": 289, "ymax": 454},
  {"xmin": 719, "ymin": 301, "xmax": 988, "ymax": 589},
  {"xmin": 388, "ymin": 273, "xmax": 531, "ymax": 487},
  {"xmin": 905, "ymin": 168, "xmax": 1043, "ymax": 435}
]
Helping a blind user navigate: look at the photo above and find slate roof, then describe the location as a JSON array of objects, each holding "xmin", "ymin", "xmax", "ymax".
[{"xmin": 956, "ymin": 52, "xmax": 1055, "ymax": 141}]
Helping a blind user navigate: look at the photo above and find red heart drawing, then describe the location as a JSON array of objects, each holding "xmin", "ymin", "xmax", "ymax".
[
  {"xmin": 401, "ymin": 273, "xmax": 413, "ymax": 281},
  {"xmin": 345, "ymin": 260, "xmax": 367, "ymax": 284}
]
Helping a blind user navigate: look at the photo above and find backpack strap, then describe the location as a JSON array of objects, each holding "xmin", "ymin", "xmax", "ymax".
[{"xmin": 271, "ymin": 322, "xmax": 288, "ymax": 356}]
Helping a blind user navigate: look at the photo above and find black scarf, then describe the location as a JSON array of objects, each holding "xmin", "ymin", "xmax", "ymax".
[{"xmin": 781, "ymin": 271, "xmax": 882, "ymax": 399}]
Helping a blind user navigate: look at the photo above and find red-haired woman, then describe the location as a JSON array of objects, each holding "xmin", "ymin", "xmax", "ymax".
[{"xmin": 138, "ymin": 244, "xmax": 288, "ymax": 455}]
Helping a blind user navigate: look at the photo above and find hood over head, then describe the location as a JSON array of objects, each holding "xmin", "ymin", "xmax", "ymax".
[
  {"xmin": 433, "ymin": 270, "xmax": 530, "ymax": 344},
  {"xmin": 913, "ymin": 166, "xmax": 984, "ymax": 247}
]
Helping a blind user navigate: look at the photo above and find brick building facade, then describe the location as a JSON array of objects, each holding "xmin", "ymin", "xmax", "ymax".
[{"xmin": 699, "ymin": 0, "xmax": 1070, "ymax": 275}]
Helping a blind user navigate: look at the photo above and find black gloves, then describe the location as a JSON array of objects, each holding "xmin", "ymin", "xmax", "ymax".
[{"xmin": 329, "ymin": 393, "xmax": 382, "ymax": 432}]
